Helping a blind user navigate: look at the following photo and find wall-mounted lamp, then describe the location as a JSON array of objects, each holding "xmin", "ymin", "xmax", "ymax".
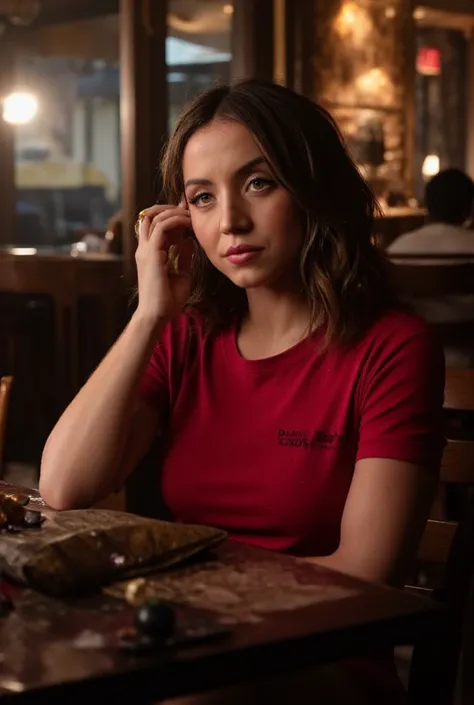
[
  {"xmin": 422, "ymin": 154, "xmax": 440, "ymax": 179},
  {"xmin": 2, "ymin": 91, "xmax": 38, "ymax": 125}
]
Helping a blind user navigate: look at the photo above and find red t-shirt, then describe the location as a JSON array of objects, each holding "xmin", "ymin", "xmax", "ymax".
[
  {"xmin": 140, "ymin": 308, "xmax": 445, "ymax": 556},
  {"xmin": 140, "ymin": 309, "xmax": 444, "ymax": 703}
]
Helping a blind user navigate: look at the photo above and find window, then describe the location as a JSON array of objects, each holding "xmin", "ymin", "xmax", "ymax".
[
  {"xmin": 167, "ymin": 0, "xmax": 233, "ymax": 132},
  {"xmin": 9, "ymin": 14, "xmax": 120, "ymax": 247},
  {"xmin": 414, "ymin": 26, "xmax": 468, "ymax": 200}
]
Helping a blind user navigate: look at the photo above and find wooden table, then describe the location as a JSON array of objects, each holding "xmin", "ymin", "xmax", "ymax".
[{"xmin": 0, "ymin": 482, "xmax": 436, "ymax": 704}]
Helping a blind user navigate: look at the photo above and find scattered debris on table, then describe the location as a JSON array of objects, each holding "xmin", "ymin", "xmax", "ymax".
[
  {"xmin": 73, "ymin": 629, "xmax": 107, "ymax": 650},
  {"xmin": 0, "ymin": 492, "xmax": 45, "ymax": 533},
  {"xmin": 108, "ymin": 552, "xmax": 359, "ymax": 625}
]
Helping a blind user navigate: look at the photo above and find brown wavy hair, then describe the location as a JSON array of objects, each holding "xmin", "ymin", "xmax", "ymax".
[{"xmin": 161, "ymin": 79, "xmax": 396, "ymax": 346}]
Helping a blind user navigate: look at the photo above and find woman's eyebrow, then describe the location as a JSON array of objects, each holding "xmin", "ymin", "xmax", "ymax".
[{"xmin": 184, "ymin": 157, "xmax": 267, "ymax": 189}]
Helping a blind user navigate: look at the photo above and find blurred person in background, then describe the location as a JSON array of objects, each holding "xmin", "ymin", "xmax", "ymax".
[
  {"xmin": 388, "ymin": 169, "xmax": 474, "ymax": 255},
  {"xmin": 388, "ymin": 169, "xmax": 474, "ymax": 366}
]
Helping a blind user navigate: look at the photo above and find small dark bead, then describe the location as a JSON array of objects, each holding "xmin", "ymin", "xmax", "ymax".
[
  {"xmin": 24, "ymin": 510, "xmax": 43, "ymax": 526},
  {"xmin": 134, "ymin": 601, "xmax": 176, "ymax": 641}
]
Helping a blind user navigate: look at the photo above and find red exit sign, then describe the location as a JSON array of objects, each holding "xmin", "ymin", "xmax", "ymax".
[{"xmin": 417, "ymin": 47, "xmax": 441, "ymax": 76}]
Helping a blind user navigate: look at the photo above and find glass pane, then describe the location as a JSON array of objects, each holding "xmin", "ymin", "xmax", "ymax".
[
  {"xmin": 167, "ymin": 0, "xmax": 233, "ymax": 132},
  {"xmin": 414, "ymin": 26, "xmax": 467, "ymax": 200},
  {"xmin": 10, "ymin": 14, "xmax": 120, "ymax": 248}
]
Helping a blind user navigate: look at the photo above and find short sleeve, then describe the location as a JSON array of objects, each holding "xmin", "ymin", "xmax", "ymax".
[{"xmin": 356, "ymin": 320, "xmax": 445, "ymax": 469}]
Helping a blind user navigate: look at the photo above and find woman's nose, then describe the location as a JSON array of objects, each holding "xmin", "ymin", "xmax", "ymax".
[{"xmin": 220, "ymin": 198, "xmax": 252, "ymax": 235}]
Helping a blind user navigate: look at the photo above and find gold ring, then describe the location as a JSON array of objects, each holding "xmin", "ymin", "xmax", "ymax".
[{"xmin": 134, "ymin": 209, "xmax": 148, "ymax": 238}]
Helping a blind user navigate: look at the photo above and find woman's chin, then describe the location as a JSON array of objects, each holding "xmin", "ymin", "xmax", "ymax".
[{"xmin": 227, "ymin": 270, "xmax": 271, "ymax": 290}]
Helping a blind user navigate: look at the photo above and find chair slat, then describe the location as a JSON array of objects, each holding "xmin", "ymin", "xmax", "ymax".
[
  {"xmin": 0, "ymin": 376, "xmax": 13, "ymax": 478},
  {"xmin": 417, "ymin": 520, "xmax": 457, "ymax": 564},
  {"xmin": 444, "ymin": 367, "xmax": 474, "ymax": 411},
  {"xmin": 441, "ymin": 440, "xmax": 474, "ymax": 484},
  {"xmin": 408, "ymin": 366, "xmax": 474, "ymax": 704},
  {"xmin": 405, "ymin": 585, "xmax": 434, "ymax": 598}
]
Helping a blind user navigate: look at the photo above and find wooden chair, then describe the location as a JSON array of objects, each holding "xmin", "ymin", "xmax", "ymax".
[
  {"xmin": 389, "ymin": 259, "xmax": 474, "ymax": 299},
  {"xmin": 444, "ymin": 367, "xmax": 474, "ymax": 415},
  {"xmin": 0, "ymin": 376, "xmax": 13, "ymax": 479},
  {"xmin": 93, "ymin": 490, "xmax": 126, "ymax": 512},
  {"xmin": 389, "ymin": 260, "xmax": 474, "ymax": 349},
  {"xmin": 388, "ymin": 254, "xmax": 474, "ymax": 262},
  {"xmin": 407, "ymin": 367, "xmax": 474, "ymax": 705}
]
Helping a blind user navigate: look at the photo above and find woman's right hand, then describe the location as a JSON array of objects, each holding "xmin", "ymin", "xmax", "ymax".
[{"xmin": 134, "ymin": 204, "xmax": 195, "ymax": 325}]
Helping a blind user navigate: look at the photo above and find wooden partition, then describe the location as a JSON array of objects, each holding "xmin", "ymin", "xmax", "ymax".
[{"xmin": 0, "ymin": 252, "xmax": 126, "ymax": 464}]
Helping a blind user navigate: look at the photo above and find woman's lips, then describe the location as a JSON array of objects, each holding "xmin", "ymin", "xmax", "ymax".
[{"xmin": 225, "ymin": 245, "xmax": 263, "ymax": 265}]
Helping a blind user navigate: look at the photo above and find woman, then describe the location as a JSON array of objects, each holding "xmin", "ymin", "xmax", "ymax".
[{"xmin": 40, "ymin": 80, "xmax": 444, "ymax": 703}]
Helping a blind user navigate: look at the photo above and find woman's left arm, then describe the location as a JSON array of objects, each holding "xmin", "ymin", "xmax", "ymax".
[
  {"xmin": 309, "ymin": 317, "xmax": 446, "ymax": 586},
  {"xmin": 310, "ymin": 457, "xmax": 437, "ymax": 585}
]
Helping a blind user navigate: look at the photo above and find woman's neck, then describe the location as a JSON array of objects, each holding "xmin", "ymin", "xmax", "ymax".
[{"xmin": 239, "ymin": 288, "xmax": 311, "ymax": 357}]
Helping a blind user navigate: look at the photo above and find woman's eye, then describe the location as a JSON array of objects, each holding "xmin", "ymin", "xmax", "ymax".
[
  {"xmin": 189, "ymin": 192, "xmax": 212, "ymax": 206},
  {"xmin": 249, "ymin": 178, "xmax": 272, "ymax": 192}
]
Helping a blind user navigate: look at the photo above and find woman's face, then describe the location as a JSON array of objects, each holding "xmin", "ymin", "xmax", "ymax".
[{"xmin": 182, "ymin": 120, "xmax": 303, "ymax": 292}]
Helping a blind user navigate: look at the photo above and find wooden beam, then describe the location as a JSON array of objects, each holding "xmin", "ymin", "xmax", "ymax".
[
  {"xmin": 119, "ymin": 0, "xmax": 168, "ymax": 287},
  {"xmin": 420, "ymin": 0, "xmax": 474, "ymax": 13},
  {"xmin": 274, "ymin": 0, "xmax": 306, "ymax": 90},
  {"xmin": 402, "ymin": 0, "xmax": 417, "ymax": 197},
  {"xmin": 231, "ymin": 0, "xmax": 274, "ymax": 81},
  {"xmin": 467, "ymin": 34, "xmax": 474, "ymax": 178},
  {"xmin": 0, "ymin": 35, "xmax": 16, "ymax": 246}
]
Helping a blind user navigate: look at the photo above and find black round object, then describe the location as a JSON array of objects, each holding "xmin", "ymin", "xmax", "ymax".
[
  {"xmin": 134, "ymin": 601, "xmax": 176, "ymax": 641},
  {"xmin": 24, "ymin": 509, "xmax": 43, "ymax": 526}
]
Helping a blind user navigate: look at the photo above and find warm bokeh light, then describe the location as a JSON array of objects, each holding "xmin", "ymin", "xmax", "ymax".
[
  {"xmin": 223, "ymin": 4, "xmax": 233, "ymax": 15},
  {"xmin": 355, "ymin": 68, "xmax": 394, "ymax": 104},
  {"xmin": 413, "ymin": 8, "xmax": 426, "ymax": 21},
  {"xmin": 334, "ymin": 2, "xmax": 372, "ymax": 45},
  {"xmin": 2, "ymin": 92, "xmax": 38, "ymax": 125},
  {"xmin": 337, "ymin": 1, "xmax": 358, "ymax": 29},
  {"xmin": 9, "ymin": 248, "xmax": 37, "ymax": 256},
  {"xmin": 422, "ymin": 154, "xmax": 440, "ymax": 179}
]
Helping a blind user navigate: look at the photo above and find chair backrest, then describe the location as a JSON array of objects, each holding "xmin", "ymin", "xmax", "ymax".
[
  {"xmin": 389, "ymin": 260, "xmax": 474, "ymax": 350},
  {"xmin": 443, "ymin": 366, "xmax": 474, "ymax": 412},
  {"xmin": 389, "ymin": 253, "xmax": 474, "ymax": 262},
  {"xmin": 408, "ymin": 367, "xmax": 474, "ymax": 705},
  {"xmin": 0, "ymin": 376, "xmax": 13, "ymax": 476},
  {"xmin": 389, "ymin": 260, "xmax": 474, "ymax": 298}
]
